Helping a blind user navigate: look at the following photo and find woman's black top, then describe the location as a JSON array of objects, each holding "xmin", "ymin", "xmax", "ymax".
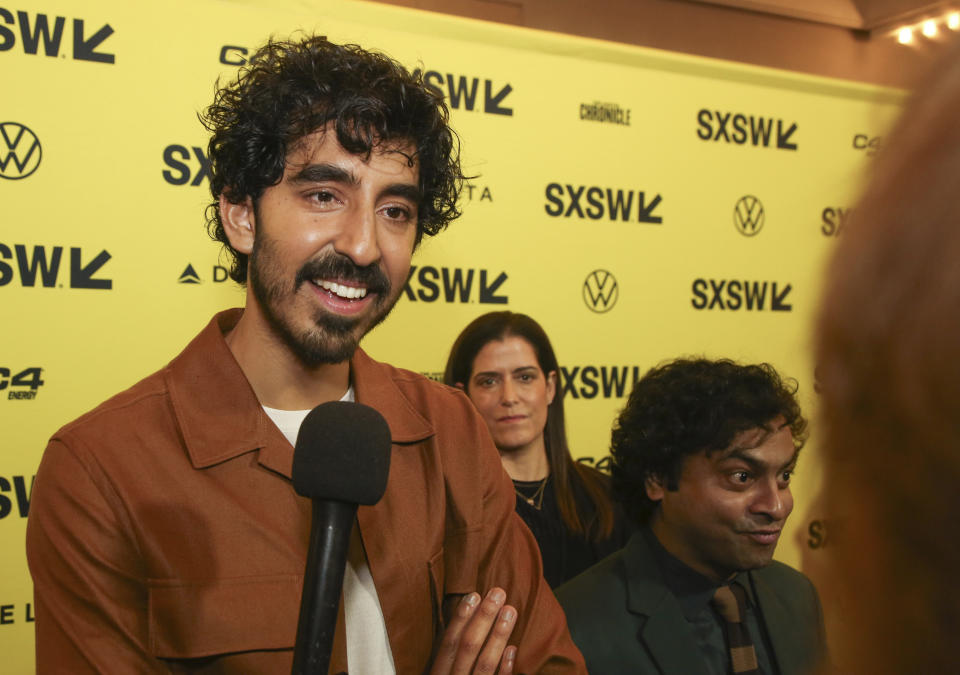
[{"xmin": 513, "ymin": 465, "xmax": 632, "ymax": 588}]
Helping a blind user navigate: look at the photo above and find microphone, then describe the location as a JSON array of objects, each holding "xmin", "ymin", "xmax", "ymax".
[{"xmin": 290, "ymin": 401, "xmax": 392, "ymax": 675}]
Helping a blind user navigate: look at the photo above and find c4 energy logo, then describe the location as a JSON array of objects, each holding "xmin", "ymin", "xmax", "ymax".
[
  {"xmin": 0, "ymin": 244, "xmax": 111, "ymax": 289},
  {"xmin": 0, "ymin": 9, "xmax": 114, "ymax": 62},
  {"xmin": 0, "ymin": 122, "xmax": 40, "ymax": 180},
  {"xmin": 583, "ymin": 270, "xmax": 618, "ymax": 313},
  {"xmin": 853, "ymin": 134, "xmax": 882, "ymax": 156},
  {"xmin": 691, "ymin": 279, "xmax": 792, "ymax": 312},
  {"xmin": 734, "ymin": 195, "xmax": 764, "ymax": 236},
  {"xmin": 560, "ymin": 365, "xmax": 641, "ymax": 399},
  {"xmin": 1, "ymin": 366, "xmax": 43, "ymax": 400},
  {"xmin": 697, "ymin": 109, "xmax": 798, "ymax": 151},
  {"xmin": 403, "ymin": 266, "xmax": 508, "ymax": 304},
  {"xmin": 545, "ymin": 184, "xmax": 663, "ymax": 224},
  {"xmin": 163, "ymin": 144, "xmax": 211, "ymax": 186},
  {"xmin": 579, "ymin": 101, "xmax": 631, "ymax": 126},
  {"xmin": 415, "ymin": 69, "xmax": 513, "ymax": 116},
  {"xmin": 821, "ymin": 207, "xmax": 851, "ymax": 237}
]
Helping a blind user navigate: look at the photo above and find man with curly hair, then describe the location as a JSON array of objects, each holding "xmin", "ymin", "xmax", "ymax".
[
  {"xmin": 557, "ymin": 358, "xmax": 826, "ymax": 675},
  {"xmin": 27, "ymin": 36, "xmax": 584, "ymax": 675}
]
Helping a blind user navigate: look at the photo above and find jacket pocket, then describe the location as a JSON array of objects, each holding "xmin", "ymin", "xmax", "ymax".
[
  {"xmin": 427, "ymin": 548, "xmax": 445, "ymax": 633},
  {"xmin": 147, "ymin": 574, "xmax": 301, "ymax": 658}
]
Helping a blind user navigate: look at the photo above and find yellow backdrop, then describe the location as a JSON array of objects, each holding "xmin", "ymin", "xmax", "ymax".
[{"xmin": 1, "ymin": 0, "xmax": 903, "ymax": 670}]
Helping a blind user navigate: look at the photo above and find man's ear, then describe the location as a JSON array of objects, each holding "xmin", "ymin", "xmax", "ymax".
[
  {"xmin": 220, "ymin": 195, "xmax": 256, "ymax": 255},
  {"xmin": 454, "ymin": 382, "xmax": 466, "ymax": 391},
  {"xmin": 644, "ymin": 473, "xmax": 665, "ymax": 502}
]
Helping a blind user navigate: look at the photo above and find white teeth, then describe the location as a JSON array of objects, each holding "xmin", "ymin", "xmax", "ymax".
[{"xmin": 317, "ymin": 280, "xmax": 368, "ymax": 299}]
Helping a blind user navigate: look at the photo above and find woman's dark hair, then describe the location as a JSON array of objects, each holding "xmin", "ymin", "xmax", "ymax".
[
  {"xmin": 444, "ymin": 312, "xmax": 615, "ymax": 541},
  {"xmin": 610, "ymin": 358, "xmax": 807, "ymax": 526},
  {"xmin": 200, "ymin": 35, "xmax": 465, "ymax": 283}
]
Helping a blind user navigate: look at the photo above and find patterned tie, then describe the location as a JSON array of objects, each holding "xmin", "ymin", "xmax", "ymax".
[{"xmin": 711, "ymin": 583, "xmax": 761, "ymax": 675}]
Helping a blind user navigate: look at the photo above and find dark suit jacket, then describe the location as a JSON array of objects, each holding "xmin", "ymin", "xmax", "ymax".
[{"xmin": 556, "ymin": 531, "xmax": 827, "ymax": 675}]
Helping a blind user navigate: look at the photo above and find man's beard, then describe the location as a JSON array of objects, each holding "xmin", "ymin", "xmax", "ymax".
[{"xmin": 248, "ymin": 235, "xmax": 398, "ymax": 366}]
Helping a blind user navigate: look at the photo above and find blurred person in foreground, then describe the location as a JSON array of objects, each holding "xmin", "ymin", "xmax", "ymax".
[
  {"xmin": 444, "ymin": 312, "xmax": 630, "ymax": 588},
  {"xmin": 815, "ymin": 38, "xmax": 960, "ymax": 675},
  {"xmin": 25, "ymin": 35, "xmax": 585, "ymax": 674},
  {"xmin": 557, "ymin": 358, "xmax": 827, "ymax": 675}
]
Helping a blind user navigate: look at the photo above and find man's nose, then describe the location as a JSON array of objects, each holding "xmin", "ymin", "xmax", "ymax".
[
  {"xmin": 751, "ymin": 479, "xmax": 791, "ymax": 521},
  {"xmin": 333, "ymin": 207, "xmax": 380, "ymax": 267}
]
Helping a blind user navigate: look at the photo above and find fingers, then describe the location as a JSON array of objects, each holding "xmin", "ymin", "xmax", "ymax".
[
  {"xmin": 451, "ymin": 588, "xmax": 516, "ymax": 674},
  {"xmin": 429, "ymin": 588, "xmax": 519, "ymax": 675},
  {"xmin": 499, "ymin": 646, "xmax": 517, "ymax": 675},
  {"xmin": 431, "ymin": 592, "xmax": 482, "ymax": 675},
  {"xmin": 472, "ymin": 604, "xmax": 517, "ymax": 675}
]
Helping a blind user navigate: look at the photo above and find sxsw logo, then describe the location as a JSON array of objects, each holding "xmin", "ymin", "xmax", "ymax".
[
  {"xmin": 821, "ymin": 207, "xmax": 851, "ymax": 237},
  {"xmin": 402, "ymin": 266, "xmax": 508, "ymax": 304},
  {"xmin": 0, "ymin": 475, "xmax": 33, "ymax": 519},
  {"xmin": 697, "ymin": 109, "xmax": 798, "ymax": 151},
  {"xmin": 0, "ymin": 244, "xmax": 112, "ymax": 289},
  {"xmin": 415, "ymin": 69, "xmax": 513, "ymax": 116},
  {"xmin": 163, "ymin": 145, "xmax": 211, "ymax": 187},
  {"xmin": 560, "ymin": 365, "xmax": 642, "ymax": 399},
  {"xmin": 691, "ymin": 278, "xmax": 792, "ymax": 311},
  {"xmin": 544, "ymin": 183, "xmax": 663, "ymax": 224},
  {"xmin": 0, "ymin": 9, "xmax": 114, "ymax": 63},
  {"xmin": 0, "ymin": 122, "xmax": 41, "ymax": 180}
]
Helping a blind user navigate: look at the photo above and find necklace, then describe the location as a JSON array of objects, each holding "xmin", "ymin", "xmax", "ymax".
[{"xmin": 514, "ymin": 476, "xmax": 548, "ymax": 510}]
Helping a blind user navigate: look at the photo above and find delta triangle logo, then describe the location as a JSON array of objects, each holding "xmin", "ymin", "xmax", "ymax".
[{"xmin": 178, "ymin": 264, "xmax": 201, "ymax": 284}]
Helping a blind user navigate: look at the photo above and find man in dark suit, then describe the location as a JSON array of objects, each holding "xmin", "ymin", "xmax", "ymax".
[{"xmin": 557, "ymin": 358, "xmax": 827, "ymax": 675}]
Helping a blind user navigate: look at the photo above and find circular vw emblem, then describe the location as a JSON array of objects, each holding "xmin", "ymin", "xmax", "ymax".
[
  {"xmin": 583, "ymin": 269, "xmax": 618, "ymax": 313},
  {"xmin": 0, "ymin": 122, "xmax": 42, "ymax": 180},
  {"xmin": 733, "ymin": 195, "xmax": 764, "ymax": 236}
]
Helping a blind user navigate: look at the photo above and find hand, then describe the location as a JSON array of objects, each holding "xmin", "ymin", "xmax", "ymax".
[{"xmin": 430, "ymin": 587, "xmax": 518, "ymax": 675}]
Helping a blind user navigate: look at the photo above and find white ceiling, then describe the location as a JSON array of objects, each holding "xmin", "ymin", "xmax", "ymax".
[{"xmin": 684, "ymin": 0, "xmax": 956, "ymax": 30}]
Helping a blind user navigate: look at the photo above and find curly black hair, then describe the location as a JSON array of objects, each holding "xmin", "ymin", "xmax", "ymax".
[
  {"xmin": 610, "ymin": 358, "xmax": 807, "ymax": 526},
  {"xmin": 200, "ymin": 35, "xmax": 465, "ymax": 283}
]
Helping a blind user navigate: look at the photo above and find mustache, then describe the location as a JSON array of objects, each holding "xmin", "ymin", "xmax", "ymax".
[{"xmin": 294, "ymin": 252, "xmax": 391, "ymax": 296}]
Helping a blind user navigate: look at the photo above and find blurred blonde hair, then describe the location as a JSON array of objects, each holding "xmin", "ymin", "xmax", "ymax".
[{"xmin": 816, "ymin": 37, "xmax": 960, "ymax": 675}]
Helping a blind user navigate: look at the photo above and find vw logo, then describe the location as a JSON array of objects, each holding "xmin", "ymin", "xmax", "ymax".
[
  {"xmin": 733, "ymin": 195, "xmax": 764, "ymax": 236},
  {"xmin": 0, "ymin": 122, "xmax": 42, "ymax": 180},
  {"xmin": 583, "ymin": 270, "xmax": 618, "ymax": 313}
]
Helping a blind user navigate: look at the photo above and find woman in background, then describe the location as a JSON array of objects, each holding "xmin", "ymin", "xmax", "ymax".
[
  {"xmin": 445, "ymin": 312, "xmax": 629, "ymax": 588},
  {"xmin": 815, "ymin": 39, "xmax": 960, "ymax": 675}
]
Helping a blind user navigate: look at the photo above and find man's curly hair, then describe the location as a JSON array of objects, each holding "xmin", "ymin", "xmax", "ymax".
[
  {"xmin": 610, "ymin": 358, "xmax": 807, "ymax": 526},
  {"xmin": 200, "ymin": 36, "xmax": 465, "ymax": 284}
]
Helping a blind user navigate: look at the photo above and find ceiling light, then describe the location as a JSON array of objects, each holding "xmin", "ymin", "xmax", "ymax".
[
  {"xmin": 948, "ymin": 12, "xmax": 960, "ymax": 30},
  {"xmin": 922, "ymin": 19, "xmax": 937, "ymax": 37},
  {"xmin": 898, "ymin": 26, "xmax": 914, "ymax": 43}
]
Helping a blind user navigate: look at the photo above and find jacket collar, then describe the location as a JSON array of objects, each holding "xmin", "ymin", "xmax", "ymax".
[
  {"xmin": 623, "ymin": 530, "xmax": 712, "ymax": 675},
  {"xmin": 165, "ymin": 309, "xmax": 434, "ymax": 476}
]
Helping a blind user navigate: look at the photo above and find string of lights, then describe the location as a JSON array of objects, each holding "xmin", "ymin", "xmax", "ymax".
[{"xmin": 895, "ymin": 10, "xmax": 960, "ymax": 43}]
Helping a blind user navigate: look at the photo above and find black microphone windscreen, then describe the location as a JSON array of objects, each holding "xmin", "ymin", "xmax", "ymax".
[{"xmin": 291, "ymin": 401, "xmax": 392, "ymax": 505}]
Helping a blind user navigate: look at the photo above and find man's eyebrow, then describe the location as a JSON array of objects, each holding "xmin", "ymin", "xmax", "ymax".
[
  {"xmin": 289, "ymin": 163, "xmax": 356, "ymax": 185},
  {"xmin": 719, "ymin": 447, "xmax": 800, "ymax": 472},
  {"xmin": 381, "ymin": 182, "xmax": 421, "ymax": 204}
]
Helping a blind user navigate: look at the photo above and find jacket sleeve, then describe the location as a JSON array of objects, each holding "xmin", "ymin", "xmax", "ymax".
[
  {"xmin": 441, "ymin": 392, "xmax": 587, "ymax": 674},
  {"xmin": 26, "ymin": 436, "xmax": 165, "ymax": 674}
]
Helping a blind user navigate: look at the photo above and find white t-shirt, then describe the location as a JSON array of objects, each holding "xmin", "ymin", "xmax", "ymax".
[{"xmin": 263, "ymin": 388, "xmax": 396, "ymax": 674}]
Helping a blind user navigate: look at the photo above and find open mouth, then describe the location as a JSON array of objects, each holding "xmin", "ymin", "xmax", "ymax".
[{"xmin": 314, "ymin": 279, "xmax": 369, "ymax": 300}]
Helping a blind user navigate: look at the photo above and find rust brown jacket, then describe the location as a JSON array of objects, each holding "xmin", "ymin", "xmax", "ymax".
[{"xmin": 26, "ymin": 310, "xmax": 586, "ymax": 674}]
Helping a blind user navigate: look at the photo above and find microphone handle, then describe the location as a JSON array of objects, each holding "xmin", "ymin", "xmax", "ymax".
[{"xmin": 292, "ymin": 499, "xmax": 358, "ymax": 675}]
